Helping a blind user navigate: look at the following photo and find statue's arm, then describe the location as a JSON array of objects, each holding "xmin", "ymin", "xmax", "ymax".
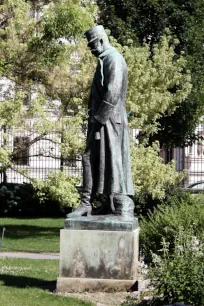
[{"xmin": 94, "ymin": 55, "xmax": 123, "ymax": 125}]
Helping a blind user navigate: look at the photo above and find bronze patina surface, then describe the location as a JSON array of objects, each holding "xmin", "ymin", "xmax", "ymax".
[
  {"xmin": 67, "ymin": 25, "xmax": 134, "ymax": 219},
  {"xmin": 65, "ymin": 215, "xmax": 138, "ymax": 231}
]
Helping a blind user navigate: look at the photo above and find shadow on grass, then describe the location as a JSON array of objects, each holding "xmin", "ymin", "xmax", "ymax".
[
  {"xmin": 0, "ymin": 274, "xmax": 56, "ymax": 292},
  {"xmin": 2, "ymin": 225, "xmax": 61, "ymax": 240},
  {"xmin": 121, "ymin": 296, "xmax": 153, "ymax": 306}
]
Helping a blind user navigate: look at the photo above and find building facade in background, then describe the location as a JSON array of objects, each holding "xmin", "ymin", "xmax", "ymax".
[{"xmin": 160, "ymin": 122, "xmax": 204, "ymax": 187}]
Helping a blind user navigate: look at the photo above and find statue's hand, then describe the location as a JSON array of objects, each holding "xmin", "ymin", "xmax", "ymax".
[
  {"xmin": 92, "ymin": 119, "xmax": 102, "ymax": 140},
  {"xmin": 92, "ymin": 118, "xmax": 102, "ymax": 132}
]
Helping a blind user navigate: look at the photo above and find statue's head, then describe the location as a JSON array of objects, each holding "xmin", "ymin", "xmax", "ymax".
[{"xmin": 84, "ymin": 25, "xmax": 110, "ymax": 57}]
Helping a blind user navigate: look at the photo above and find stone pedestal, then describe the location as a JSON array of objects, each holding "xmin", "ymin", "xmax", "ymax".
[{"xmin": 57, "ymin": 215, "xmax": 139, "ymax": 292}]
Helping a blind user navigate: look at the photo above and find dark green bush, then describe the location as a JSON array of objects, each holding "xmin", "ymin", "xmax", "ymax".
[
  {"xmin": 134, "ymin": 185, "xmax": 191, "ymax": 217},
  {"xmin": 140, "ymin": 193, "xmax": 204, "ymax": 259},
  {"xmin": 149, "ymin": 227, "xmax": 204, "ymax": 306},
  {"xmin": 0, "ymin": 183, "xmax": 68, "ymax": 217}
]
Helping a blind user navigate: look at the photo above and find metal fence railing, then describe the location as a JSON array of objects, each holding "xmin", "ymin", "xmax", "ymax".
[
  {"xmin": 160, "ymin": 124, "xmax": 204, "ymax": 187},
  {"xmin": 0, "ymin": 121, "xmax": 83, "ymax": 184},
  {"xmin": 1, "ymin": 121, "xmax": 204, "ymax": 187}
]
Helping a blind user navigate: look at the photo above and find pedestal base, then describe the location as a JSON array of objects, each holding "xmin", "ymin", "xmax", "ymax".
[
  {"xmin": 57, "ymin": 277, "xmax": 136, "ymax": 293},
  {"xmin": 57, "ymin": 215, "xmax": 139, "ymax": 293}
]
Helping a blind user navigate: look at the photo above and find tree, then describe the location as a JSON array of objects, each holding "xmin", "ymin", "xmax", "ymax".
[
  {"xmin": 0, "ymin": 0, "xmax": 188, "ymax": 211},
  {"xmin": 0, "ymin": 0, "xmax": 95, "ymax": 186},
  {"xmin": 123, "ymin": 35, "xmax": 191, "ymax": 139},
  {"xmin": 97, "ymin": 0, "xmax": 204, "ymax": 147}
]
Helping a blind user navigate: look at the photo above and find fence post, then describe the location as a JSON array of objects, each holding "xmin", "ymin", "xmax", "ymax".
[
  {"xmin": 60, "ymin": 120, "xmax": 65, "ymax": 172},
  {"xmin": 0, "ymin": 227, "xmax": 6, "ymax": 252},
  {"xmin": 2, "ymin": 125, "xmax": 7, "ymax": 183}
]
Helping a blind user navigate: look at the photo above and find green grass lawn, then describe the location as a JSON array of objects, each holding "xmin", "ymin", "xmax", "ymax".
[
  {"xmin": 0, "ymin": 257, "xmax": 94, "ymax": 306},
  {"xmin": 0, "ymin": 218, "xmax": 64, "ymax": 253}
]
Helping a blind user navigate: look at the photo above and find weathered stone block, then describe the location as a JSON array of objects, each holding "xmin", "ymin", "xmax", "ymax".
[{"xmin": 57, "ymin": 216, "xmax": 139, "ymax": 292}]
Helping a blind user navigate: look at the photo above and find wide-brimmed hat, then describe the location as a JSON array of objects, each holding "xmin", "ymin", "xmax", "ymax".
[{"xmin": 84, "ymin": 25, "xmax": 107, "ymax": 43}]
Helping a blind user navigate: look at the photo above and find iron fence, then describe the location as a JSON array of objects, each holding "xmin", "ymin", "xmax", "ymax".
[
  {"xmin": 1, "ymin": 121, "xmax": 204, "ymax": 187},
  {"xmin": 160, "ymin": 123, "xmax": 204, "ymax": 187},
  {"xmin": 0, "ymin": 120, "xmax": 83, "ymax": 184}
]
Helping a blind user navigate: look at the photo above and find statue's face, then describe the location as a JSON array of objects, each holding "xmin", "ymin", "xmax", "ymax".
[{"xmin": 88, "ymin": 38, "xmax": 103, "ymax": 57}]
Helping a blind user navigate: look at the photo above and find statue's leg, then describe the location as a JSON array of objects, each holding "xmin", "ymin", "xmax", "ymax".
[
  {"xmin": 113, "ymin": 194, "xmax": 134, "ymax": 219},
  {"xmin": 66, "ymin": 148, "xmax": 93, "ymax": 218}
]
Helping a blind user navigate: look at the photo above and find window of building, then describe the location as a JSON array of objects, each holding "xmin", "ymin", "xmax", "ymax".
[{"xmin": 13, "ymin": 136, "xmax": 30, "ymax": 166}]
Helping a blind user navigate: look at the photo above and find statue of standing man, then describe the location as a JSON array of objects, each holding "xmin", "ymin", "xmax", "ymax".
[{"xmin": 67, "ymin": 25, "xmax": 134, "ymax": 219}]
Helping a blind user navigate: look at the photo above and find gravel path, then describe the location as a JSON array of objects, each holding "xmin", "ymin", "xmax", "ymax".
[
  {"xmin": 58, "ymin": 291, "xmax": 131, "ymax": 306},
  {"xmin": 0, "ymin": 252, "xmax": 59, "ymax": 260}
]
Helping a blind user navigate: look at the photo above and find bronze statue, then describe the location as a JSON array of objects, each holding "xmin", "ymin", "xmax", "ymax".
[{"xmin": 67, "ymin": 25, "xmax": 134, "ymax": 219}]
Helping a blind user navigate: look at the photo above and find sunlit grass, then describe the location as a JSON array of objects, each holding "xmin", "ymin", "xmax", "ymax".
[
  {"xmin": 0, "ymin": 218, "xmax": 64, "ymax": 253},
  {"xmin": 0, "ymin": 257, "xmax": 94, "ymax": 306}
]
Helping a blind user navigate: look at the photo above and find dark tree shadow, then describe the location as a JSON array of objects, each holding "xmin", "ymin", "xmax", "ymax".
[
  {"xmin": 2, "ymin": 224, "xmax": 61, "ymax": 240},
  {"xmin": 0, "ymin": 274, "xmax": 56, "ymax": 292}
]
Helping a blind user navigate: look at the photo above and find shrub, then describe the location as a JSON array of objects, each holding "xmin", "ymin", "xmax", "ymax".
[
  {"xmin": 131, "ymin": 142, "xmax": 185, "ymax": 208},
  {"xmin": 140, "ymin": 193, "xmax": 204, "ymax": 259},
  {"xmin": 134, "ymin": 184, "xmax": 192, "ymax": 217},
  {"xmin": 31, "ymin": 171, "xmax": 80, "ymax": 209},
  {"xmin": 0, "ymin": 183, "xmax": 65, "ymax": 217},
  {"xmin": 0, "ymin": 184, "xmax": 22, "ymax": 215},
  {"xmin": 149, "ymin": 227, "xmax": 204, "ymax": 305}
]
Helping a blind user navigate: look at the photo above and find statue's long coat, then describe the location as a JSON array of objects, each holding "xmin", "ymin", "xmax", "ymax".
[{"xmin": 87, "ymin": 47, "xmax": 134, "ymax": 196}]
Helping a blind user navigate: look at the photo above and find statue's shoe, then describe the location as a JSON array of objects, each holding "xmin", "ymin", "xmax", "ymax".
[
  {"xmin": 114, "ymin": 195, "xmax": 135, "ymax": 219},
  {"xmin": 120, "ymin": 210, "xmax": 134, "ymax": 220},
  {"xmin": 66, "ymin": 204, "xmax": 92, "ymax": 218}
]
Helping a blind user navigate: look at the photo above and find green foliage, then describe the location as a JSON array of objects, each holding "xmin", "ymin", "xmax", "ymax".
[
  {"xmin": 61, "ymin": 116, "xmax": 86, "ymax": 158},
  {"xmin": 109, "ymin": 31, "xmax": 192, "ymax": 138},
  {"xmin": 0, "ymin": 183, "xmax": 66, "ymax": 217},
  {"xmin": 110, "ymin": 33, "xmax": 192, "ymax": 139},
  {"xmin": 0, "ymin": 184, "xmax": 21, "ymax": 215},
  {"xmin": 41, "ymin": 1, "xmax": 94, "ymax": 41},
  {"xmin": 125, "ymin": 35, "xmax": 191, "ymax": 137},
  {"xmin": 107, "ymin": 33, "xmax": 192, "ymax": 139},
  {"xmin": 140, "ymin": 193, "xmax": 204, "ymax": 259},
  {"xmin": 0, "ymin": 0, "xmax": 193, "ymax": 210},
  {"xmin": 32, "ymin": 171, "xmax": 80, "ymax": 209},
  {"xmin": 0, "ymin": 91, "xmax": 25, "ymax": 128},
  {"xmin": 0, "ymin": 0, "xmax": 35, "ymax": 75},
  {"xmin": 131, "ymin": 141, "xmax": 185, "ymax": 201},
  {"xmin": 97, "ymin": 0, "xmax": 204, "ymax": 147},
  {"xmin": 0, "ymin": 0, "xmax": 94, "ymax": 183},
  {"xmin": 149, "ymin": 228, "xmax": 204, "ymax": 305},
  {"xmin": 97, "ymin": 0, "xmax": 139, "ymax": 46},
  {"xmin": 0, "ymin": 0, "xmax": 95, "ymax": 102},
  {"xmin": 0, "ymin": 147, "xmax": 11, "ymax": 169},
  {"xmin": 40, "ymin": 39, "xmax": 95, "ymax": 111}
]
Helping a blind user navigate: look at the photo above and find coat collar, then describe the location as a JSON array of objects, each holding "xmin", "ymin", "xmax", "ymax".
[{"xmin": 98, "ymin": 47, "xmax": 115, "ymax": 59}]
